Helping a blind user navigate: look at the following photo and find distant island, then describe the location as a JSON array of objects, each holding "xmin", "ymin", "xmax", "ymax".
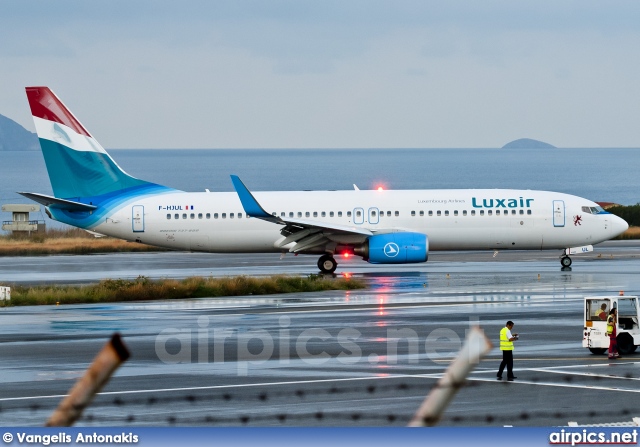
[
  {"xmin": 502, "ymin": 138, "xmax": 556, "ymax": 149},
  {"xmin": 0, "ymin": 113, "xmax": 39, "ymax": 151}
]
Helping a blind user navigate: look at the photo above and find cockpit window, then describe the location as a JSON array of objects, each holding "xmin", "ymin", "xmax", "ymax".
[{"xmin": 581, "ymin": 206, "xmax": 607, "ymax": 215}]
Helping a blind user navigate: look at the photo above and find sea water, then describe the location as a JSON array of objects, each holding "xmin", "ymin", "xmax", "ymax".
[{"xmin": 1, "ymin": 148, "xmax": 638, "ymax": 229}]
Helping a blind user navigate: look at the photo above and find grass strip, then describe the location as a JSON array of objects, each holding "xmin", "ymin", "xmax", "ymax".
[
  {"xmin": 0, "ymin": 228, "xmax": 163, "ymax": 256},
  {"xmin": 613, "ymin": 226, "xmax": 640, "ymax": 240},
  {"xmin": 0, "ymin": 275, "xmax": 366, "ymax": 306},
  {"xmin": 0, "ymin": 237, "xmax": 163, "ymax": 256}
]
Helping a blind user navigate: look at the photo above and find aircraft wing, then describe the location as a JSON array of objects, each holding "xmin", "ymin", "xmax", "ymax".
[{"xmin": 230, "ymin": 175, "xmax": 373, "ymax": 253}]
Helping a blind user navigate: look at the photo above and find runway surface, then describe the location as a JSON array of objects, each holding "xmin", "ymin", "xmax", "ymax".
[{"xmin": 1, "ymin": 241, "xmax": 640, "ymax": 427}]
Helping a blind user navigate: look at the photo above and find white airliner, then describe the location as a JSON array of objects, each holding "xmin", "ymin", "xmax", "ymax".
[{"xmin": 20, "ymin": 86, "xmax": 628, "ymax": 273}]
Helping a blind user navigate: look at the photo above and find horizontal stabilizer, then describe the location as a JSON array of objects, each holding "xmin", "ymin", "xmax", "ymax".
[{"xmin": 18, "ymin": 192, "xmax": 97, "ymax": 212}]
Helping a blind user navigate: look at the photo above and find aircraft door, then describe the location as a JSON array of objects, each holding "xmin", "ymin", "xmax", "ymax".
[
  {"xmin": 353, "ymin": 207, "xmax": 364, "ymax": 225},
  {"xmin": 368, "ymin": 207, "xmax": 379, "ymax": 224},
  {"xmin": 132, "ymin": 205, "xmax": 145, "ymax": 232},
  {"xmin": 553, "ymin": 200, "xmax": 565, "ymax": 227}
]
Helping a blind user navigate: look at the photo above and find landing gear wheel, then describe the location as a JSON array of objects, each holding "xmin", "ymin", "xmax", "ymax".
[
  {"xmin": 588, "ymin": 348, "xmax": 607, "ymax": 355},
  {"xmin": 617, "ymin": 332, "xmax": 635, "ymax": 355},
  {"xmin": 317, "ymin": 254, "xmax": 337, "ymax": 274},
  {"xmin": 560, "ymin": 256, "xmax": 572, "ymax": 267}
]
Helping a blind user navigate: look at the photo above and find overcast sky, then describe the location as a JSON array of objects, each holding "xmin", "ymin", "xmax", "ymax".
[{"xmin": 1, "ymin": 1, "xmax": 640, "ymax": 149}]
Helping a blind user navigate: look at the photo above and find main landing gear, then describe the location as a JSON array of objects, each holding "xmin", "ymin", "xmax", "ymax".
[{"xmin": 318, "ymin": 254, "xmax": 338, "ymax": 274}]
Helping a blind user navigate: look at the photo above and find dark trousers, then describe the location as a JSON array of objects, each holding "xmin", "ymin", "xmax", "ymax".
[{"xmin": 497, "ymin": 350, "xmax": 514, "ymax": 378}]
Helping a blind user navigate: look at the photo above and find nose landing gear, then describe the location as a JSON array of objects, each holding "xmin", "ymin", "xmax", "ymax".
[
  {"xmin": 318, "ymin": 254, "xmax": 338, "ymax": 274},
  {"xmin": 560, "ymin": 256, "xmax": 572, "ymax": 268}
]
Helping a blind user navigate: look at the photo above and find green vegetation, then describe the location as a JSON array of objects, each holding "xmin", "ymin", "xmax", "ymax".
[
  {"xmin": 0, "ymin": 274, "xmax": 366, "ymax": 307},
  {"xmin": 607, "ymin": 204, "xmax": 640, "ymax": 227},
  {"xmin": 606, "ymin": 204, "xmax": 640, "ymax": 240}
]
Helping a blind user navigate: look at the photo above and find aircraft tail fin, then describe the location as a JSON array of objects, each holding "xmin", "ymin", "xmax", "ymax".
[{"xmin": 25, "ymin": 86, "xmax": 155, "ymax": 199}]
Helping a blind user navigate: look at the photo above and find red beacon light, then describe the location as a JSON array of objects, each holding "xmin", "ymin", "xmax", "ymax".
[{"xmin": 377, "ymin": 186, "xmax": 384, "ymax": 191}]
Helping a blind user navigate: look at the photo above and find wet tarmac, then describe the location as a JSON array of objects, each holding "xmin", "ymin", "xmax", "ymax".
[{"xmin": 1, "ymin": 241, "xmax": 640, "ymax": 427}]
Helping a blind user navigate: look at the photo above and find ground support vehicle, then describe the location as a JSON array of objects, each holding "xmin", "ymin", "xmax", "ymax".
[{"xmin": 583, "ymin": 295, "xmax": 640, "ymax": 355}]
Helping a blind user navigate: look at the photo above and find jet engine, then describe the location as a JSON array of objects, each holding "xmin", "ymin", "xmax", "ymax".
[{"xmin": 352, "ymin": 232, "xmax": 428, "ymax": 264}]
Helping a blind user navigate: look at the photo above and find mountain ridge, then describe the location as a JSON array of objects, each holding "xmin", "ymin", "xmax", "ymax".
[
  {"xmin": 502, "ymin": 138, "xmax": 556, "ymax": 149},
  {"xmin": 0, "ymin": 113, "xmax": 39, "ymax": 151}
]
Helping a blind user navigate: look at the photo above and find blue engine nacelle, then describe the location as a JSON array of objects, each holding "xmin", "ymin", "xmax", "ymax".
[{"xmin": 361, "ymin": 232, "xmax": 428, "ymax": 264}]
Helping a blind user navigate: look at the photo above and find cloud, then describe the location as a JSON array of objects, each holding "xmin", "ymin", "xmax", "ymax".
[{"xmin": 1, "ymin": 1, "xmax": 640, "ymax": 148}]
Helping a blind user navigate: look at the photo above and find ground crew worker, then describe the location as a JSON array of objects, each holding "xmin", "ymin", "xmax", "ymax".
[
  {"xmin": 497, "ymin": 320, "xmax": 518, "ymax": 381},
  {"xmin": 607, "ymin": 308, "xmax": 620, "ymax": 359}
]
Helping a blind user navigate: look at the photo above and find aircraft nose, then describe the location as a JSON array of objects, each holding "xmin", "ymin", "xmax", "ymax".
[{"xmin": 611, "ymin": 215, "xmax": 629, "ymax": 238}]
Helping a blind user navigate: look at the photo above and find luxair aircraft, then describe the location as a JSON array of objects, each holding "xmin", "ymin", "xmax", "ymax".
[{"xmin": 20, "ymin": 87, "xmax": 629, "ymax": 273}]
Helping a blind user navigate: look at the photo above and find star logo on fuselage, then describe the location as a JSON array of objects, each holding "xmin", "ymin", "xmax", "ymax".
[{"xmin": 383, "ymin": 242, "xmax": 400, "ymax": 258}]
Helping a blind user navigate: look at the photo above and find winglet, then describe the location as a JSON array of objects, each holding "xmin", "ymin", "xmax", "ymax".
[{"xmin": 230, "ymin": 175, "xmax": 274, "ymax": 219}]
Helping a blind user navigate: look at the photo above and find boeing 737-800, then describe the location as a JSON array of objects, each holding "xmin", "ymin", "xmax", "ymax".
[{"xmin": 20, "ymin": 87, "xmax": 629, "ymax": 273}]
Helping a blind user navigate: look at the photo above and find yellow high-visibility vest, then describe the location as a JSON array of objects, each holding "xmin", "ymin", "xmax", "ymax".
[
  {"xmin": 500, "ymin": 327, "xmax": 514, "ymax": 351},
  {"xmin": 607, "ymin": 315, "xmax": 615, "ymax": 335}
]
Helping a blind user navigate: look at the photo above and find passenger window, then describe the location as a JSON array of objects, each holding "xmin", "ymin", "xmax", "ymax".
[
  {"xmin": 175, "ymin": 213, "xmax": 179, "ymax": 219},
  {"xmin": 480, "ymin": 210, "xmax": 484, "ymax": 216},
  {"xmin": 281, "ymin": 212, "xmax": 285, "ymax": 217},
  {"xmin": 454, "ymin": 210, "xmax": 458, "ymax": 216},
  {"xmin": 306, "ymin": 212, "xmax": 310, "ymax": 217},
  {"xmin": 198, "ymin": 213, "xmax": 203, "ymax": 219},
  {"xmin": 190, "ymin": 213, "xmax": 195, "ymax": 219},
  {"xmin": 519, "ymin": 210, "xmax": 524, "ymax": 215},
  {"xmin": 313, "ymin": 212, "xmax": 318, "ymax": 217},
  {"xmin": 511, "ymin": 210, "xmax": 516, "ymax": 215},
  {"xmin": 298, "ymin": 212, "xmax": 302, "ymax": 218},
  {"xmin": 338, "ymin": 211, "xmax": 343, "ymax": 217},
  {"xmin": 437, "ymin": 210, "xmax": 441, "ymax": 216},
  {"xmin": 330, "ymin": 211, "xmax": 334, "ymax": 217},
  {"xmin": 445, "ymin": 210, "xmax": 449, "ymax": 216},
  {"xmin": 290, "ymin": 212, "xmax": 294, "ymax": 218},
  {"xmin": 471, "ymin": 210, "xmax": 476, "ymax": 216},
  {"xmin": 322, "ymin": 212, "xmax": 326, "ymax": 217},
  {"xmin": 527, "ymin": 210, "xmax": 531, "ymax": 215},
  {"xmin": 230, "ymin": 213, "xmax": 235, "ymax": 218},
  {"xmin": 488, "ymin": 210, "xmax": 492, "ymax": 216},
  {"xmin": 395, "ymin": 211, "xmax": 399, "ymax": 217},
  {"xmin": 411, "ymin": 211, "xmax": 416, "ymax": 216},
  {"xmin": 222, "ymin": 213, "xmax": 226, "ymax": 219},
  {"xmin": 206, "ymin": 213, "xmax": 211, "ymax": 219},
  {"xmin": 496, "ymin": 210, "xmax": 500, "ymax": 215},
  {"xmin": 214, "ymin": 213, "xmax": 218, "ymax": 219},
  {"xmin": 429, "ymin": 210, "xmax": 433, "ymax": 216},
  {"xmin": 356, "ymin": 210, "xmax": 361, "ymax": 217},
  {"xmin": 238, "ymin": 213, "xmax": 243, "ymax": 218},
  {"xmin": 167, "ymin": 214, "xmax": 171, "ymax": 219},
  {"xmin": 387, "ymin": 211, "xmax": 391, "ymax": 217},
  {"xmin": 419, "ymin": 210, "xmax": 424, "ymax": 217},
  {"xmin": 372, "ymin": 211, "xmax": 377, "ymax": 217},
  {"xmin": 463, "ymin": 210, "xmax": 467, "ymax": 216},
  {"xmin": 347, "ymin": 211, "xmax": 352, "ymax": 217},
  {"xmin": 182, "ymin": 213, "xmax": 187, "ymax": 219}
]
